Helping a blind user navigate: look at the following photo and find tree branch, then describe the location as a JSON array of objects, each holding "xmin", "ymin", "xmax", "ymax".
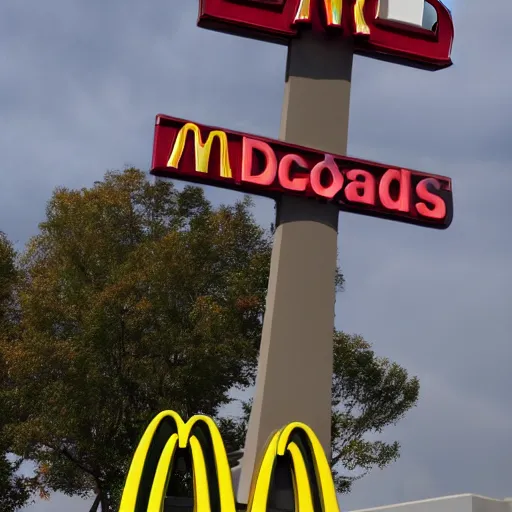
[
  {"xmin": 89, "ymin": 493, "xmax": 101, "ymax": 512},
  {"xmin": 59, "ymin": 446, "xmax": 100, "ymax": 480}
]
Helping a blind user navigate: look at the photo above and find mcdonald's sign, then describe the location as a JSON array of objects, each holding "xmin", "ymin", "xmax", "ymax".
[
  {"xmin": 119, "ymin": 410, "xmax": 340, "ymax": 512},
  {"xmin": 151, "ymin": 114, "xmax": 453, "ymax": 229},
  {"xmin": 198, "ymin": 0, "xmax": 454, "ymax": 70}
]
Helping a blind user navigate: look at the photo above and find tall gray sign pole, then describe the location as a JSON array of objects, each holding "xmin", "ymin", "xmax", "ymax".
[{"xmin": 237, "ymin": 31, "xmax": 354, "ymax": 504}]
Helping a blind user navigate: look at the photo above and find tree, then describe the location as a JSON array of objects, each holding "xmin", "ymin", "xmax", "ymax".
[
  {"xmin": 220, "ymin": 332, "xmax": 419, "ymax": 494},
  {"xmin": 0, "ymin": 233, "xmax": 31, "ymax": 512},
  {"xmin": 330, "ymin": 332, "xmax": 419, "ymax": 492},
  {"xmin": 3, "ymin": 169, "xmax": 270, "ymax": 511},
  {"xmin": 2, "ymin": 168, "xmax": 419, "ymax": 511}
]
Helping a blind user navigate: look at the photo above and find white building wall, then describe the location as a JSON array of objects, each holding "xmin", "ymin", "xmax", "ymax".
[{"xmin": 352, "ymin": 495, "xmax": 512, "ymax": 512}]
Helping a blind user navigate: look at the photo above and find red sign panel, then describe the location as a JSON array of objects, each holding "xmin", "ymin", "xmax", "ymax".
[
  {"xmin": 151, "ymin": 115, "xmax": 453, "ymax": 229},
  {"xmin": 198, "ymin": 0, "xmax": 454, "ymax": 70}
]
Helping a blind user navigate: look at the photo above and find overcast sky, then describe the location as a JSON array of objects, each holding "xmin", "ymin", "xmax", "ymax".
[{"xmin": 2, "ymin": 0, "xmax": 512, "ymax": 511}]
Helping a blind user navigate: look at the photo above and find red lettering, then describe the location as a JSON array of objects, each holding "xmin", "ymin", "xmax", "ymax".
[
  {"xmin": 241, "ymin": 137, "xmax": 277, "ymax": 186},
  {"xmin": 278, "ymin": 154, "xmax": 309, "ymax": 192},
  {"xmin": 379, "ymin": 169, "xmax": 411, "ymax": 212},
  {"xmin": 415, "ymin": 178, "xmax": 446, "ymax": 219},
  {"xmin": 309, "ymin": 155, "xmax": 344, "ymax": 199},
  {"xmin": 344, "ymin": 169, "xmax": 376, "ymax": 205}
]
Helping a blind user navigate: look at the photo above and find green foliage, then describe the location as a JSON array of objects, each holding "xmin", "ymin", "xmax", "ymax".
[
  {"xmin": 0, "ymin": 456, "xmax": 31, "ymax": 512},
  {"xmin": 330, "ymin": 332, "xmax": 419, "ymax": 492},
  {"xmin": 1, "ymin": 168, "xmax": 419, "ymax": 511},
  {"xmin": 0, "ymin": 233, "xmax": 32, "ymax": 512},
  {"xmin": 3, "ymin": 169, "xmax": 270, "ymax": 511},
  {"xmin": 220, "ymin": 333, "xmax": 419, "ymax": 494}
]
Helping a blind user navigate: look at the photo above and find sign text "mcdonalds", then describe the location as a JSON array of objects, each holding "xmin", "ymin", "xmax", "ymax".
[{"xmin": 152, "ymin": 115, "xmax": 453, "ymax": 229}]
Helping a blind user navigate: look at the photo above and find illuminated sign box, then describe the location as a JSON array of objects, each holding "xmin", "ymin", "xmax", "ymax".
[
  {"xmin": 197, "ymin": 0, "xmax": 454, "ymax": 70},
  {"xmin": 151, "ymin": 115, "xmax": 453, "ymax": 229}
]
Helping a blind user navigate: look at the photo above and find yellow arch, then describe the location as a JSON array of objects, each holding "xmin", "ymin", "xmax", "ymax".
[
  {"xmin": 293, "ymin": 0, "xmax": 370, "ymax": 35},
  {"xmin": 119, "ymin": 411, "xmax": 236, "ymax": 512},
  {"xmin": 167, "ymin": 123, "xmax": 233, "ymax": 179},
  {"xmin": 247, "ymin": 422, "xmax": 340, "ymax": 512},
  {"xmin": 120, "ymin": 411, "xmax": 340, "ymax": 512}
]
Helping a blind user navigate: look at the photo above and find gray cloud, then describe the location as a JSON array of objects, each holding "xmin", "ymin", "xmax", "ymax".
[
  {"xmin": 349, "ymin": 0, "xmax": 512, "ymax": 162},
  {"xmin": 2, "ymin": 0, "xmax": 511, "ymax": 510}
]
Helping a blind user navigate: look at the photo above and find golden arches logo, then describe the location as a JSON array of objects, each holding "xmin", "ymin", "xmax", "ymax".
[
  {"xmin": 167, "ymin": 123, "xmax": 233, "ymax": 179},
  {"xmin": 248, "ymin": 422, "xmax": 339, "ymax": 512},
  {"xmin": 120, "ymin": 411, "xmax": 340, "ymax": 512},
  {"xmin": 293, "ymin": 0, "xmax": 370, "ymax": 35},
  {"xmin": 119, "ymin": 410, "xmax": 236, "ymax": 512}
]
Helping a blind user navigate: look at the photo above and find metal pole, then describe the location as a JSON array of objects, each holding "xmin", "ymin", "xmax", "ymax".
[{"xmin": 237, "ymin": 29, "xmax": 354, "ymax": 505}]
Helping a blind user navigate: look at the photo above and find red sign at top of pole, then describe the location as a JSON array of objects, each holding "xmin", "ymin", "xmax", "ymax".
[{"xmin": 198, "ymin": 0, "xmax": 454, "ymax": 70}]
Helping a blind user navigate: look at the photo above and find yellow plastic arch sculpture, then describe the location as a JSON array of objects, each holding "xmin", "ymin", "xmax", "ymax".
[{"xmin": 119, "ymin": 410, "xmax": 340, "ymax": 512}]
